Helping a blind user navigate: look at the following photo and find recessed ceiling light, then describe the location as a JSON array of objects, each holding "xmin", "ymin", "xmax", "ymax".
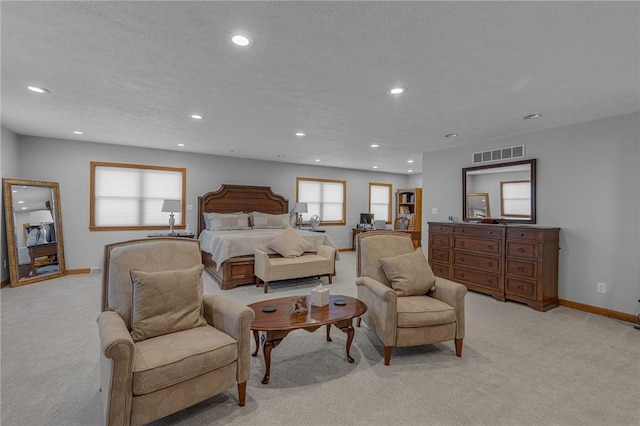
[
  {"xmin": 177, "ymin": 143, "xmax": 185, "ymax": 147},
  {"xmin": 314, "ymin": 159, "xmax": 321, "ymax": 162},
  {"xmin": 232, "ymin": 34, "xmax": 252, "ymax": 47},
  {"xmin": 17, "ymin": 201, "xmax": 24, "ymax": 204},
  {"xmin": 388, "ymin": 87, "xmax": 406, "ymax": 95},
  {"xmin": 524, "ymin": 114, "xmax": 541, "ymax": 119},
  {"xmin": 189, "ymin": 114, "xmax": 203, "ymax": 120},
  {"xmin": 373, "ymin": 165, "xmax": 378, "ymax": 169},
  {"xmin": 27, "ymin": 86, "xmax": 49, "ymax": 94},
  {"xmin": 72, "ymin": 130, "xmax": 83, "ymax": 135},
  {"xmin": 370, "ymin": 144, "xmax": 380, "ymax": 148},
  {"xmin": 445, "ymin": 133, "xmax": 458, "ymax": 138},
  {"xmin": 296, "ymin": 132, "xmax": 307, "ymax": 137},
  {"xmin": 407, "ymin": 160, "xmax": 414, "ymax": 163},
  {"xmin": 408, "ymin": 169, "xmax": 413, "ymax": 173},
  {"xmin": 21, "ymin": 207, "xmax": 27, "ymax": 210}
]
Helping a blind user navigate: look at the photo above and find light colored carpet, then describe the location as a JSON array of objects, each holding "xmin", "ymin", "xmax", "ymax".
[{"xmin": 1, "ymin": 251, "xmax": 638, "ymax": 425}]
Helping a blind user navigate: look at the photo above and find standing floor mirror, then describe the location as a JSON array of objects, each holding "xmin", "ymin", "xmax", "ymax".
[{"xmin": 3, "ymin": 178, "xmax": 66, "ymax": 287}]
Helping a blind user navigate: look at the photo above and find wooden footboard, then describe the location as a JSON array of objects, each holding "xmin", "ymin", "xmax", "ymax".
[{"xmin": 202, "ymin": 251, "xmax": 256, "ymax": 290}]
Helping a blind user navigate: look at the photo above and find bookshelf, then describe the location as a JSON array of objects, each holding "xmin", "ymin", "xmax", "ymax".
[{"xmin": 396, "ymin": 188, "xmax": 422, "ymax": 231}]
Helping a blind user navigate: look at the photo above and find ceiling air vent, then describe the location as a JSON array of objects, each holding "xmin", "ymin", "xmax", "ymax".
[{"xmin": 472, "ymin": 145, "xmax": 525, "ymax": 164}]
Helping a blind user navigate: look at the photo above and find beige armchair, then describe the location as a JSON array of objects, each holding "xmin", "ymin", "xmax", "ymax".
[
  {"xmin": 98, "ymin": 238, "xmax": 255, "ymax": 426},
  {"xmin": 355, "ymin": 231, "xmax": 466, "ymax": 365}
]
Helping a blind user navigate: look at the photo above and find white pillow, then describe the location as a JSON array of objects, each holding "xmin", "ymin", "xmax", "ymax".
[
  {"xmin": 251, "ymin": 211, "xmax": 290, "ymax": 229},
  {"xmin": 267, "ymin": 226, "xmax": 312, "ymax": 257},
  {"xmin": 203, "ymin": 212, "xmax": 243, "ymax": 230},
  {"xmin": 207, "ymin": 213, "xmax": 250, "ymax": 231}
]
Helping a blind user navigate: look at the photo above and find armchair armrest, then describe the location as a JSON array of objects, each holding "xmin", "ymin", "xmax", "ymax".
[
  {"xmin": 355, "ymin": 276, "xmax": 398, "ymax": 346},
  {"xmin": 97, "ymin": 311, "xmax": 135, "ymax": 426},
  {"xmin": 432, "ymin": 277, "xmax": 467, "ymax": 339},
  {"xmin": 202, "ymin": 295, "xmax": 256, "ymax": 383}
]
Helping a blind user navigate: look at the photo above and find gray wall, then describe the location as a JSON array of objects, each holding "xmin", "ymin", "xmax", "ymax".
[
  {"xmin": 4, "ymin": 133, "xmax": 413, "ymax": 273},
  {"xmin": 423, "ymin": 112, "xmax": 640, "ymax": 315},
  {"xmin": 1, "ymin": 127, "xmax": 20, "ymax": 282}
]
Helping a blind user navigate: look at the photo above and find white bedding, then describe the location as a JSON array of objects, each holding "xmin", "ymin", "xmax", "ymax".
[{"xmin": 199, "ymin": 228, "xmax": 339, "ymax": 270}]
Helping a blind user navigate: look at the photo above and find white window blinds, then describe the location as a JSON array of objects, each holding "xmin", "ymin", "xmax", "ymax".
[{"xmin": 91, "ymin": 163, "xmax": 185, "ymax": 229}]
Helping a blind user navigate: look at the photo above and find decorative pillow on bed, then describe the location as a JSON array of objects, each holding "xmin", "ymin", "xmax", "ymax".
[
  {"xmin": 203, "ymin": 212, "xmax": 243, "ymax": 230},
  {"xmin": 379, "ymin": 248, "xmax": 436, "ymax": 296},
  {"xmin": 129, "ymin": 265, "xmax": 207, "ymax": 342},
  {"xmin": 268, "ymin": 226, "xmax": 312, "ymax": 257},
  {"xmin": 206, "ymin": 212, "xmax": 250, "ymax": 231},
  {"xmin": 251, "ymin": 211, "xmax": 290, "ymax": 229}
]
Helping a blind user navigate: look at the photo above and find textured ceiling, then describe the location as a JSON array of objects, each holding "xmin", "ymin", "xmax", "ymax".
[{"xmin": 2, "ymin": 1, "xmax": 638, "ymax": 174}]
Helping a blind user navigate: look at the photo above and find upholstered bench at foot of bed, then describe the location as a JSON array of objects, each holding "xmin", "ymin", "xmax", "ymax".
[{"xmin": 254, "ymin": 245, "xmax": 336, "ymax": 293}]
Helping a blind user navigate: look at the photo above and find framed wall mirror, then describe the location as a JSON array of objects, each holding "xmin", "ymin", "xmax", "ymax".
[
  {"xmin": 462, "ymin": 159, "xmax": 536, "ymax": 224},
  {"xmin": 3, "ymin": 178, "xmax": 66, "ymax": 287}
]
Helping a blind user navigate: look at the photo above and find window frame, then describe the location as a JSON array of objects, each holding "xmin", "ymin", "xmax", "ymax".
[
  {"xmin": 89, "ymin": 161, "xmax": 187, "ymax": 231},
  {"xmin": 369, "ymin": 182, "xmax": 393, "ymax": 224},
  {"xmin": 296, "ymin": 177, "xmax": 347, "ymax": 226}
]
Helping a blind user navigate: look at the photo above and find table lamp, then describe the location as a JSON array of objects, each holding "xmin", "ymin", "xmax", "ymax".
[
  {"xmin": 292, "ymin": 202, "xmax": 308, "ymax": 229},
  {"xmin": 29, "ymin": 209, "xmax": 54, "ymax": 244},
  {"xmin": 161, "ymin": 199, "xmax": 181, "ymax": 236}
]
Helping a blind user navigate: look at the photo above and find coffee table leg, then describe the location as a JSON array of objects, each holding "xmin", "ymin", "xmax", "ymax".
[
  {"xmin": 260, "ymin": 331, "xmax": 288, "ymax": 385},
  {"xmin": 334, "ymin": 319, "xmax": 356, "ymax": 363},
  {"xmin": 252, "ymin": 330, "xmax": 260, "ymax": 357},
  {"xmin": 345, "ymin": 321, "xmax": 355, "ymax": 363},
  {"xmin": 326, "ymin": 324, "xmax": 332, "ymax": 341}
]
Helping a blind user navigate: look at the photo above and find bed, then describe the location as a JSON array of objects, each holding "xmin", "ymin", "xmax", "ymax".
[{"xmin": 197, "ymin": 184, "xmax": 338, "ymax": 290}]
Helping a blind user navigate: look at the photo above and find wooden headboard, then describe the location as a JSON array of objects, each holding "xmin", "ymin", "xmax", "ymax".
[{"xmin": 197, "ymin": 185, "xmax": 289, "ymax": 234}]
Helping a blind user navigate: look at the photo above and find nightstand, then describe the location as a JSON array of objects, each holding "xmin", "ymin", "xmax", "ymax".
[{"xmin": 147, "ymin": 232, "xmax": 196, "ymax": 238}]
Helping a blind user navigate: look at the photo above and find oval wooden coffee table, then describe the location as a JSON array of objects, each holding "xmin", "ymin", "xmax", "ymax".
[{"xmin": 248, "ymin": 294, "xmax": 367, "ymax": 384}]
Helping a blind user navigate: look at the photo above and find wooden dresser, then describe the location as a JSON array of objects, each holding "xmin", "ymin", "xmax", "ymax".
[{"xmin": 428, "ymin": 222, "xmax": 560, "ymax": 311}]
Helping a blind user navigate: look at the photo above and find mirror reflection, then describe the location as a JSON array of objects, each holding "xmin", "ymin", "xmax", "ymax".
[
  {"xmin": 466, "ymin": 193, "xmax": 490, "ymax": 219},
  {"xmin": 462, "ymin": 159, "xmax": 536, "ymax": 224},
  {"xmin": 3, "ymin": 179, "xmax": 66, "ymax": 287}
]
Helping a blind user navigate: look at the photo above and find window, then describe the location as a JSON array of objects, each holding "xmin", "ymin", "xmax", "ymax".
[
  {"xmin": 296, "ymin": 177, "xmax": 346, "ymax": 226},
  {"xmin": 369, "ymin": 182, "xmax": 392, "ymax": 223},
  {"xmin": 500, "ymin": 180, "xmax": 531, "ymax": 217},
  {"xmin": 90, "ymin": 162, "xmax": 186, "ymax": 231}
]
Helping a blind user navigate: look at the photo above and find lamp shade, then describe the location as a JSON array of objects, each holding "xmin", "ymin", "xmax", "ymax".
[
  {"xmin": 293, "ymin": 202, "xmax": 308, "ymax": 213},
  {"xmin": 29, "ymin": 209, "xmax": 54, "ymax": 225},
  {"xmin": 161, "ymin": 199, "xmax": 181, "ymax": 213}
]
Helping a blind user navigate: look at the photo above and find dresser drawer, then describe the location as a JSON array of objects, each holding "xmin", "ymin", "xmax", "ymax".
[
  {"xmin": 430, "ymin": 262, "xmax": 449, "ymax": 278},
  {"xmin": 506, "ymin": 259, "xmax": 537, "ymax": 278},
  {"xmin": 455, "ymin": 236, "xmax": 501, "ymax": 254},
  {"xmin": 506, "ymin": 228, "xmax": 543, "ymax": 241},
  {"xmin": 430, "ymin": 234, "xmax": 451, "ymax": 248},
  {"xmin": 431, "ymin": 248, "xmax": 450, "ymax": 262},
  {"xmin": 506, "ymin": 241, "xmax": 537, "ymax": 259},
  {"xmin": 454, "ymin": 267, "xmax": 500, "ymax": 290},
  {"xmin": 454, "ymin": 225, "xmax": 504, "ymax": 239},
  {"xmin": 506, "ymin": 277, "xmax": 536, "ymax": 299},
  {"xmin": 454, "ymin": 252, "xmax": 500, "ymax": 273},
  {"xmin": 429, "ymin": 223, "xmax": 453, "ymax": 233}
]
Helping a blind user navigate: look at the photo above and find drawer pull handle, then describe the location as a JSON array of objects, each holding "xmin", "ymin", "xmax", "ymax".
[
  {"xmin": 519, "ymin": 233, "xmax": 525, "ymax": 237},
  {"xmin": 487, "ymin": 278, "xmax": 493, "ymax": 284},
  {"xmin": 487, "ymin": 231, "xmax": 493, "ymax": 234},
  {"xmin": 487, "ymin": 261, "xmax": 493, "ymax": 267},
  {"xmin": 518, "ymin": 248, "xmax": 525, "ymax": 253},
  {"xmin": 487, "ymin": 244, "xmax": 494, "ymax": 250},
  {"xmin": 459, "ymin": 241, "xmax": 466, "ymax": 247},
  {"xmin": 459, "ymin": 257, "xmax": 465, "ymax": 262},
  {"xmin": 437, "ymin": 267, "xmax": 442, "ymax": 272},
  {"xmin": 517, "ymin": 284, "xmax": 524, "ymax": 290},
  {"xmin": 518, "ymin": 266, "xmax": 524, "ymax": 272},
  {"xmin": 438, "ymin": 253, "xmax": 443, "ymax": 258},
  {"xmin": 459, "ymin": 272, "xmax": 465, "ymax": 278}
]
